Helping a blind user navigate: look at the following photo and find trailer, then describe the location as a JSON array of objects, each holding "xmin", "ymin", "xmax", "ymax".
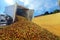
[{"xmin": 4, "ymin": 3, "xmax": 34, "ymax": 22}]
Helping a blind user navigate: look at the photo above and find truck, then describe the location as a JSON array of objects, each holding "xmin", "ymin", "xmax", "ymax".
[{"xmin": 4, "ymin": 3, "xmax": 34, "ymax": 22}]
